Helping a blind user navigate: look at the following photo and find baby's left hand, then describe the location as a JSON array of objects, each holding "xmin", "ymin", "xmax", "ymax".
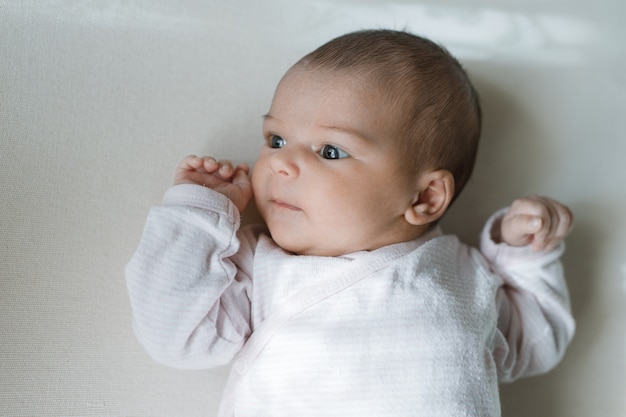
[{"xmin": 498, "ymin": 195, "xmax": 574, "ymax": 251}]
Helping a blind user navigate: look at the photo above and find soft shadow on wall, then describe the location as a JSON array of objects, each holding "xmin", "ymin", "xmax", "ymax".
[{"xmin": 442, "ymin": 69, "xmax": 597, "ymax": 417}]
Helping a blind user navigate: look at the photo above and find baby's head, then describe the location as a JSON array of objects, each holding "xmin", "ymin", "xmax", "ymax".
[
  {"xmin": 299, "ymin": 29, "xmax": 482, "ymax": 195},
  {"xmin": 251, "ymin": 29, "xmax": 482, "ymax": 256}
]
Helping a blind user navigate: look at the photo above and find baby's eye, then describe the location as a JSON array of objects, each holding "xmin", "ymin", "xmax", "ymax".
[
  {"xmin": 320, "ymin": 144, "xmax": 349, "ymax": 160},
  {"xmin": 269, "ymin": 135, "xmax": 286, "ymax": 149}
]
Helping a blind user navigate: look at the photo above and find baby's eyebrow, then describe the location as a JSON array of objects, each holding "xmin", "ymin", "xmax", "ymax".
[
  {"xmin": 262, "ymin": 114, "xmax": 284, "ymax": 128},
  {"xmin": 262, "ymin": 114, "xmax": 376, "ymax": 145},
  {"xmin": 319, "ymin": 124, "xmax": 376, "ymax": 144},
  {"xmin": 261, "ymin": 114, "xmax": 283, "ymax": 131}
]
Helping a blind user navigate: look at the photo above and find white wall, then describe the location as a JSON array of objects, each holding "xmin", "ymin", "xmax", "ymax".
[{"xmin": 1, "ymin": 1, "xmax": 624, "ymax": 415}]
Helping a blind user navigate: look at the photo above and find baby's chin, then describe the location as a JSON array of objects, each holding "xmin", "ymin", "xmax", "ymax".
[
  {"xmin": 271, "ymin": 236, "xmax": 320, "ymax": 256},
  {"xmin": 269, "ymin": 232, "xmax": 364, "ymax": 257}
]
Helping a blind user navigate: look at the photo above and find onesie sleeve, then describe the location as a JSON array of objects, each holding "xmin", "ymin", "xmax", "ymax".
[
  {"xmin": 125, "ymin": 184, "xmax": 254, "ymax": 369},
  {"xmin": 480, "ymin": 209, "xmax": 576, "ymax": 383}
]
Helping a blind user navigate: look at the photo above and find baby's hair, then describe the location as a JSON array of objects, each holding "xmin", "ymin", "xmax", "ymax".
[{"xmin": 297, "ymin": 29, "xmax": 482, "ymax": 201}]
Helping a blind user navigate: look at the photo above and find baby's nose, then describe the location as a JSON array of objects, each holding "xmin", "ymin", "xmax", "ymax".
[{"xmin": 269, "ymin": 148, "xmax": 301, "ymax": 178}]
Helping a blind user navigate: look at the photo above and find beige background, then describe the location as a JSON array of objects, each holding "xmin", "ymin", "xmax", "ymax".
[{"xmin": 1, "ymin": 1, "xmax": 624, "ymax": 416}]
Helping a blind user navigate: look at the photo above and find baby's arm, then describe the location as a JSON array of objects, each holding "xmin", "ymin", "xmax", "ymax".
[
  {"xmin": 125, "ymin": 156, "xmax": 255, "ymax": 369},
  {"xmin": 481, "ymin": 196, "xmax": 575, "ymax": 382}
]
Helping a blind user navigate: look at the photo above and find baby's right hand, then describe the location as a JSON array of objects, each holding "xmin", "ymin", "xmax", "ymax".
[{"xmin": 174, "ymin": 155, "xmax": 253, "ymax": 213}]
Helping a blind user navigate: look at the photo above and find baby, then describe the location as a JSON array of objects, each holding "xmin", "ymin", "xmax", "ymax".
[{"xmin": 126, "ymin": 30, "xmax": 575, "ymax": 416}]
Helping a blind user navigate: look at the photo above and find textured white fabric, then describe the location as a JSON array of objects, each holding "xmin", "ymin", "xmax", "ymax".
[{"xmin": 125, "ymin": 185, "xmax": 575, "ymax": 416}]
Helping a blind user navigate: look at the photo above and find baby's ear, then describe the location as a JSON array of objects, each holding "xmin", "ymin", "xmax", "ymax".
[{"xmin": 404, "ymin": 170, "xmax": 455, "ymax": 226}]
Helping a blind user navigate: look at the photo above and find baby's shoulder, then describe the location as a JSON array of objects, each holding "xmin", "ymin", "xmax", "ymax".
[{"xmin": 416, "ymin": 234, "xmax": 498, "ymax": 283}]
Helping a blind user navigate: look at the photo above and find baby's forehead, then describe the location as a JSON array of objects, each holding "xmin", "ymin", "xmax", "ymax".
[
  {"xmin": 272, "ymin": 67, "xmax": 410, "ymax": 136},
  {"xmin": 286, "ymin": 64, "xmax": 416, "ymax": 104}
]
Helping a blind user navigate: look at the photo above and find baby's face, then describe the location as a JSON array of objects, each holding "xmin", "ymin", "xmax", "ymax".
[{"xmin": 251, "ymin": 68, "xmax": 420, "ymax": 256}]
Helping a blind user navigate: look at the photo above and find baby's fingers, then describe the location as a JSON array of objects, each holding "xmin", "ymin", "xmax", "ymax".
[
  {"xmin": 178, "ymin": 154, "xmax": 204, "ymax": 170},
  {"xmin": 215, "ymin": 160, "xmax": 234, "ymax": 179},
  {"xmin": 177, "ymin": 155, "xmax": 219, "ymax": 174},
  {"xmin": 174, "ymin": 155, "xmax": 223, "ymax": 186},
  {"xmin": 533, "ymin": 202, "xmax": 573, "ymax": 251},
  {"xmin": 232, "ymin": 164, "xmax": 251, "ymax": 182},
  {"xmin": 501, "ymin": 214, "xmax": 543, "ymax": 246},
  {"xmin": 175, "ymin": 155, "xmax": 204, "ymax": 184},
  {"xmin": 183, "ymin": 156, "xmax": 234, "ymax": 177}
]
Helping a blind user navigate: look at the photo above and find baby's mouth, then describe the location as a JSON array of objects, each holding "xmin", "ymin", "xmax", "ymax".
[{"xmin": 270, "ymin": 199, "xmax": 301, "ymax": 211}]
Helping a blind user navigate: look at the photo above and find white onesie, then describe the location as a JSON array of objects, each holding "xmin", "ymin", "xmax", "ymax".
[{"xmin": 126, "ymin": 184, "xmax": 575, "ymax": 416}]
